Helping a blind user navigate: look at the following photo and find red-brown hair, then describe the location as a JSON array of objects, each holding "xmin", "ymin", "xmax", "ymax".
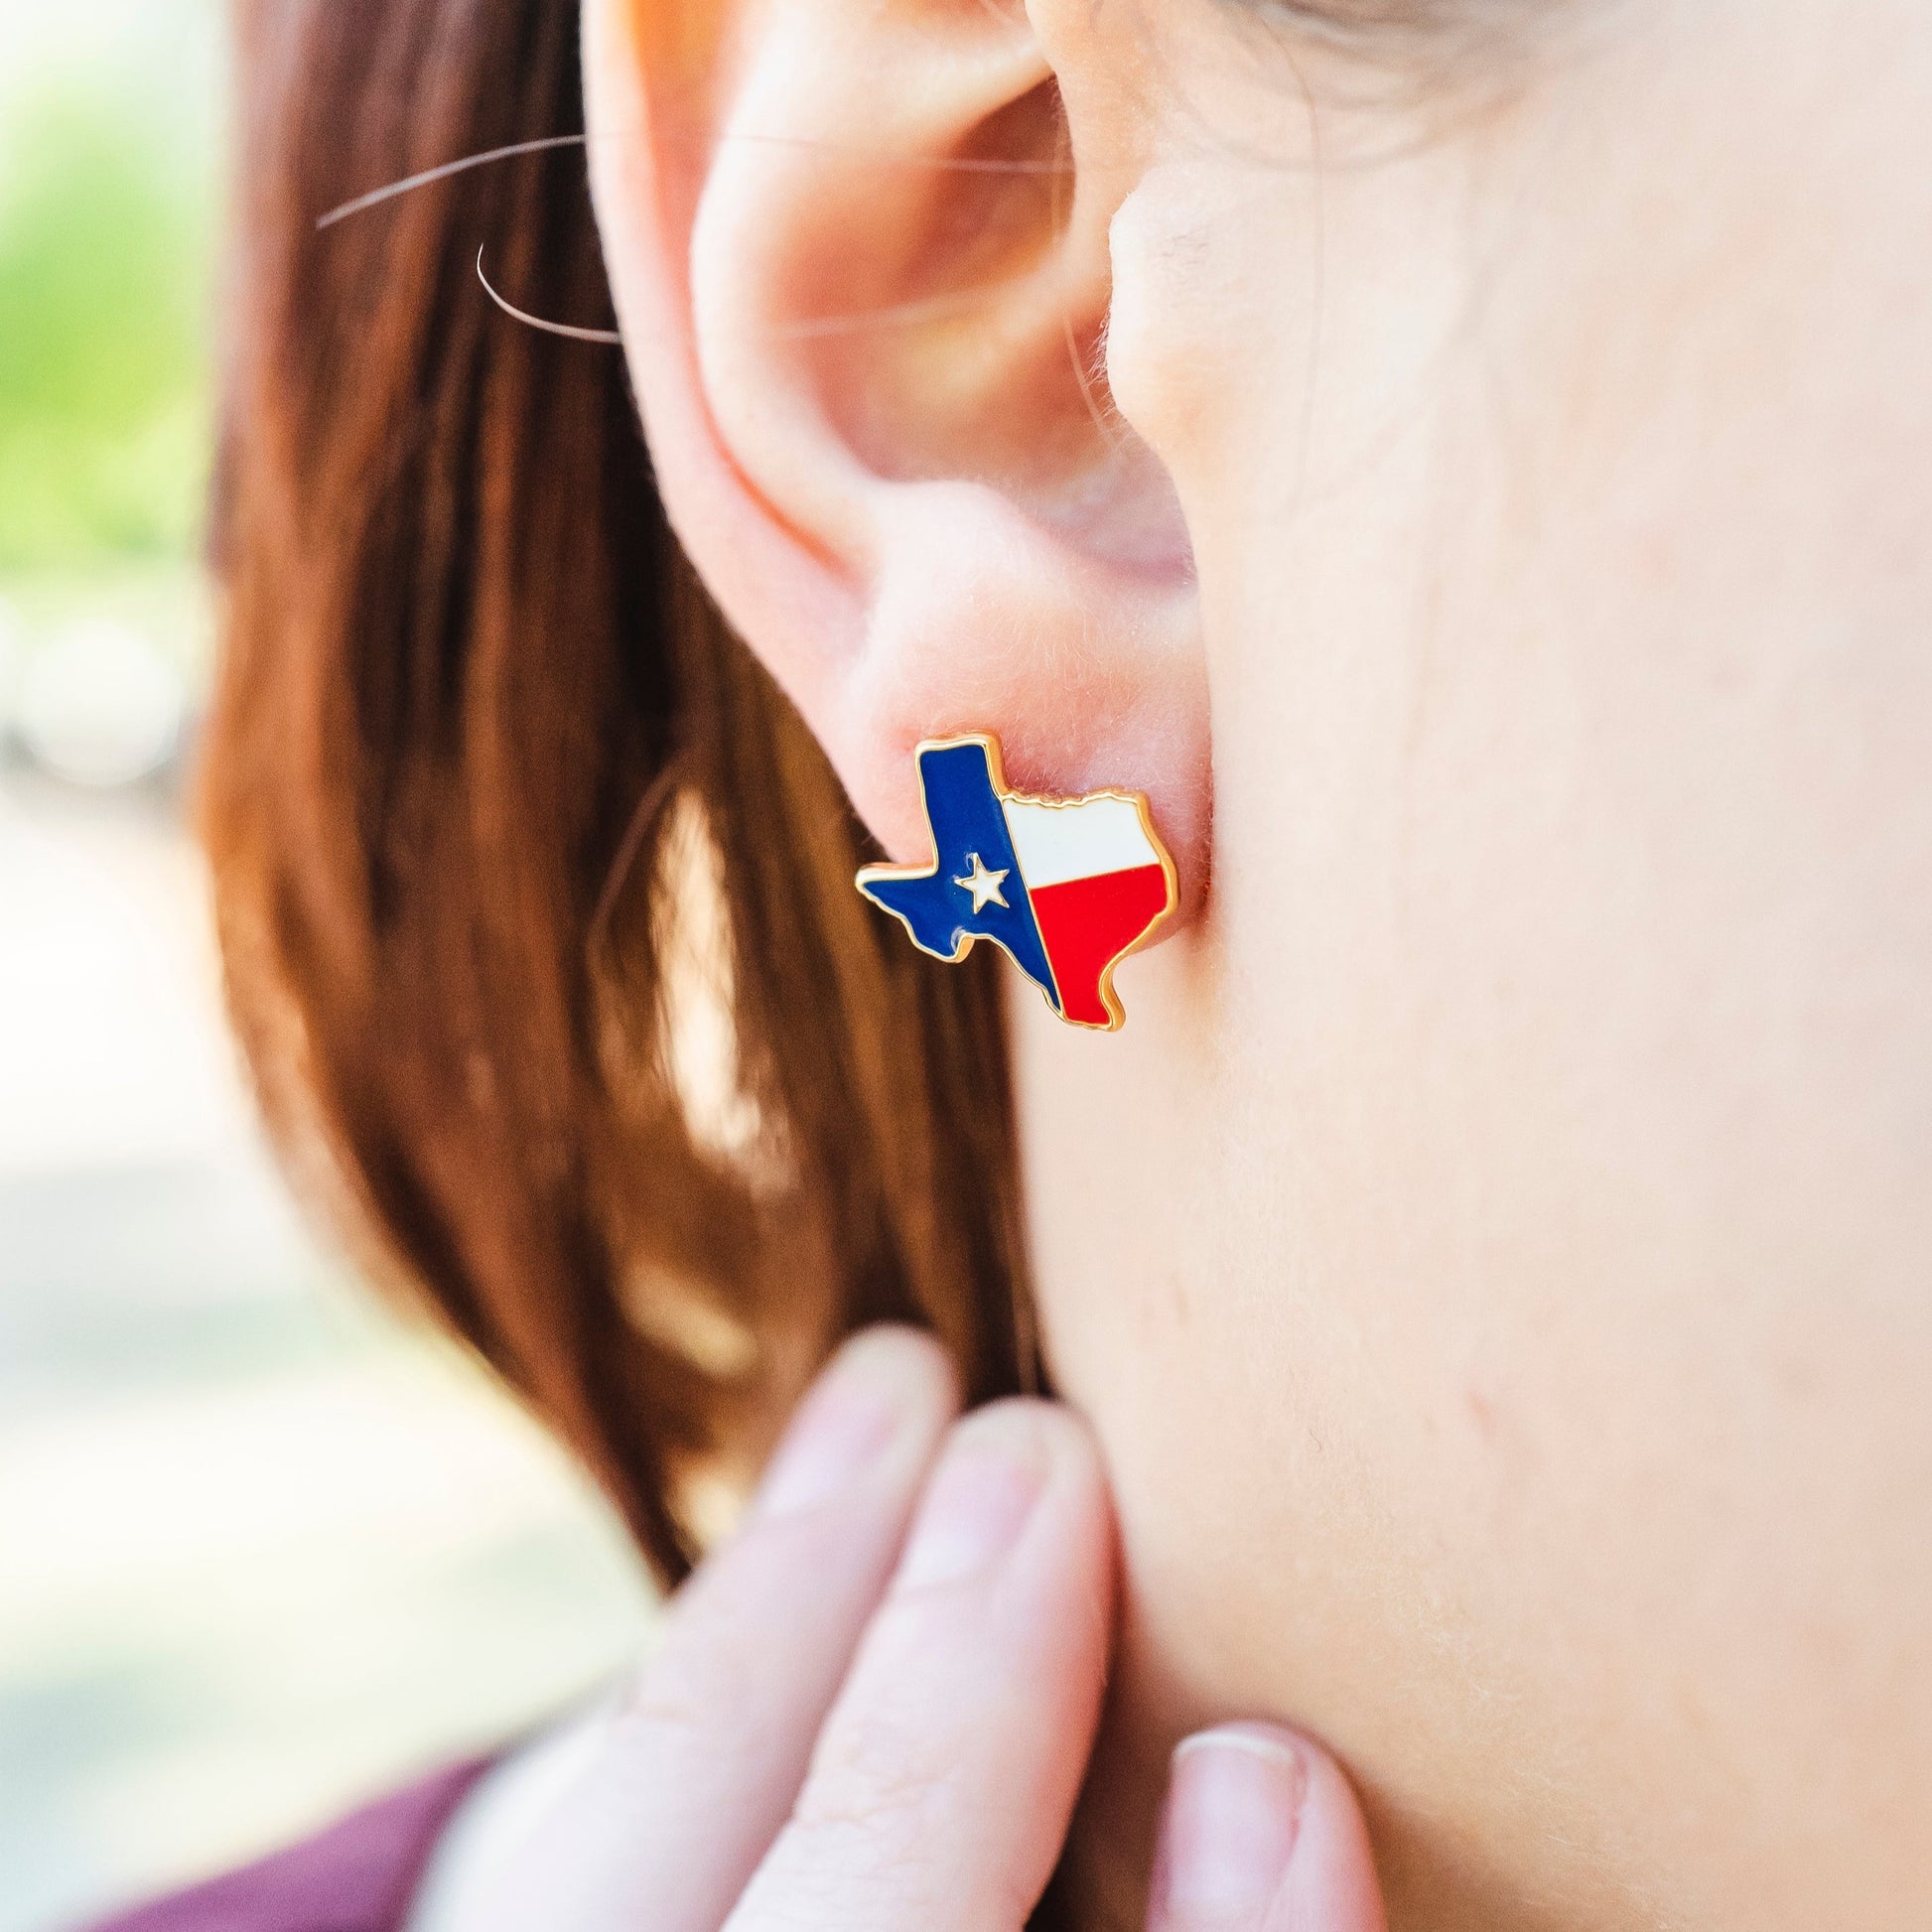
[{"xmin": 205, "ymin": 0, "xmax": 1035, "ymax": 1588}]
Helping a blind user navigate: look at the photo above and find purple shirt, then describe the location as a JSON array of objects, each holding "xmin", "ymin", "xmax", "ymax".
[{"xmin": 82, "ymin": 1761, "xmax": 493, "ymax": 1932}]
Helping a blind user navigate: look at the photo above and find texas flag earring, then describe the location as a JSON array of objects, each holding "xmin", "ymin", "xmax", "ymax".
[{"xmin": 854, "ymin": 735, "xmax": 1177, "ymax": 1033}]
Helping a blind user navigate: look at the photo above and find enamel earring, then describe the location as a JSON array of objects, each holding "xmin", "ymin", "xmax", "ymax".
[{"xmin": 854, "ymin": 734, "xmax": 1176, "ymax": 1033}]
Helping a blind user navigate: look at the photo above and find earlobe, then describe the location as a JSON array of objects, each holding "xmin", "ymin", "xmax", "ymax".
[{"xmin": 583, "ymin": 0, "xmax": 1210, "ymax": 922}]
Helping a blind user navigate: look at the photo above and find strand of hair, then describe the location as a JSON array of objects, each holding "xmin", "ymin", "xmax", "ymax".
[
  {"xmin": 475, "ymin": 247, "xmax": 623, "ymax": 345},
  {"xmin": 316, "ymin": 132, "xmax": 1073, "ymax": 231}
]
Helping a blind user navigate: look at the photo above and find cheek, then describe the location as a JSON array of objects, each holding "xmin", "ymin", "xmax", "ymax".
[{"xmin": 1023, "ymin": 14, "xmax": 1932, "ymax": 1924}]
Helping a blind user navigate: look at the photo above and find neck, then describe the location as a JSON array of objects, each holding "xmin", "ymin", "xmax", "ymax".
[{"xmin": 1055, "ymin": 1614, "xmax": 1196, "ymax": 1932}]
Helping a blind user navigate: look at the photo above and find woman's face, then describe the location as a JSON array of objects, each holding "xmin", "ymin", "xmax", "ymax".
[
  {"xmin": 1017, "ymin": 4, "xmax": 1932, "ymax": 1925},
  {"xmin": 587, "ymin": 0, "xmax": 1932, "ymax": 1923}
]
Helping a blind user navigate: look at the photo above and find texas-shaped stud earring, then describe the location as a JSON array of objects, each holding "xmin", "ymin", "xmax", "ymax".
[{"xmin": 854, "ymin": 735, "xmax": 1177, "ymax": 1033}]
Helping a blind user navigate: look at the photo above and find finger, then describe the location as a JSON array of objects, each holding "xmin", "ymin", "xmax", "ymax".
[
  {"xmin": 1147, "ymin": 1724, "xmax": 1387, "ymax": 1932},
  {"xmin": 474, "ymin": 1325, "xmax": 960, "ymax": 1932},
  {"xmin": 727, "ymin": 1399, "xmax": 1116, "ymax": 1932}
]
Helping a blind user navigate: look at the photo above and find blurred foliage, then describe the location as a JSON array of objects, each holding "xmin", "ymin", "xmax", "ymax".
[{"xmin": 0, "ymin": 41, "xmax": 217, "ymax": 571}]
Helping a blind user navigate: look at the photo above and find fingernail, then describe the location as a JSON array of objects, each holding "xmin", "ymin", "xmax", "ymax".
[
  {"xmin": 756, "ymin": 1331, "xmax": 932, "ymax": 1518},
  {"xmin": 1153, "ymin": 1728, "xmax": 1309, "ymax": 1921},
  {"xmin": 896, "ymin": 1410, "xmax": 1048, "ymax": 1588}
]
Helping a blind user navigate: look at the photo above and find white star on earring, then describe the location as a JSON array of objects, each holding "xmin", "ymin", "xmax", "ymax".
[{"xmin": 953, "ymin": 851, "xmax": 1010, "ymax": 913}]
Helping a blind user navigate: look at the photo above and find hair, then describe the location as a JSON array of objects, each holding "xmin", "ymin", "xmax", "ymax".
[{"xmin": 205, "ymin": 0, "xmax": 1038, "ymax": 1591}]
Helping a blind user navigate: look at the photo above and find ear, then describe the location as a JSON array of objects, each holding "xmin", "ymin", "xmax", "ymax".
[{"xmin": 582, "ymin": 0, "xmax": 1208, "ymax": 914}]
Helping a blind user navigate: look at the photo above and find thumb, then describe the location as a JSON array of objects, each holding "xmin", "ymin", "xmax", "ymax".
[{"xmin": 1145, "ymin": 1724, "xmax": 1387, "ymax": 1932}]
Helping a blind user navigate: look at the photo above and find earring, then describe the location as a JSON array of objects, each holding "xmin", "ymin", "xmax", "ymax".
[{"xmin": 855, "ymin": 734, "xmax": 1176, "ymax": 1033}]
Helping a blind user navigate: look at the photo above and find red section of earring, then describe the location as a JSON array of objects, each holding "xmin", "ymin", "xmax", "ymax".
[{"xmin": 1029, "ymin": 865, "xmax": 1173, "ymax": 1028}]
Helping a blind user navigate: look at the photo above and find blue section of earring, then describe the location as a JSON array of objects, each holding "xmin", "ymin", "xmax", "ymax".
[{"xmin": 855, "ymin": 740, "xmax": 1062, "ymax": 1013}]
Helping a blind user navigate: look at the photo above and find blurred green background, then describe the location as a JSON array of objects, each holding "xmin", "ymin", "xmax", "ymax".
[
  {"xmin": 0, "ymin": 8, "xmax": 654, "ymax": 1929},
  {"xmin": 0, "ymin": 0, "xmax": 215, "ymax": 572}
]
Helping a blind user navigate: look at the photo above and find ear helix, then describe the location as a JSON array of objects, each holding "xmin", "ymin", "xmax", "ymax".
[{"xmin": 855, "ymin": 733, "xmax": 1176, "ymax": 1033}]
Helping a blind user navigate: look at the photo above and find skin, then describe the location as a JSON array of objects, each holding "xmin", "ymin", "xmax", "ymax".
[
  {"xmin": 580, "ymin": 0, "xmax": 1932, "ymax": 1925},
  {"xmin": 413, "ymin": 1329, "xmax": 1386, "ymax": 1931}
]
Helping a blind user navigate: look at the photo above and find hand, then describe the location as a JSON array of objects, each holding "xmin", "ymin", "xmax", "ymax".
[{"xmin": 436, "ymin": 1326, "xmax": 1387, "ymax": 1932}]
